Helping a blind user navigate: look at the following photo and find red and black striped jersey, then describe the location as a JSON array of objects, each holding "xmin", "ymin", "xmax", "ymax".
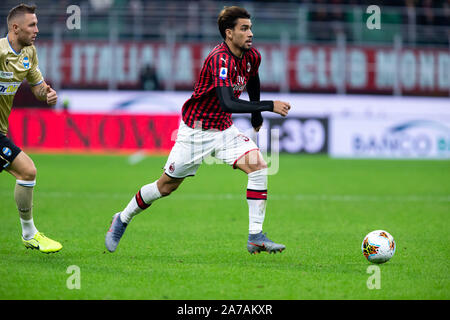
[{"xmin": 182, "ymin": 42, "xmax": 261, "ymax": 131}]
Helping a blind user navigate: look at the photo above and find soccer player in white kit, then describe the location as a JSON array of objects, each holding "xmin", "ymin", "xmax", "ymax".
[{"xmin": 105, "ymin": 6, "xmax": 290, "ymax": 254}]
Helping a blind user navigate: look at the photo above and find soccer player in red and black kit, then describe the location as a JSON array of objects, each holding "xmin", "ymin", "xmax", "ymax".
[{"xmin": 105, "ymin": 6, "xmax": 291, "ymax": 254}]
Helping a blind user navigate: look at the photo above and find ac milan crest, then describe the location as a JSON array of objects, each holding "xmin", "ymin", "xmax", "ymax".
[{"xmin": 238, "ymin": 133, "xmax": 250, "ymax": 142}]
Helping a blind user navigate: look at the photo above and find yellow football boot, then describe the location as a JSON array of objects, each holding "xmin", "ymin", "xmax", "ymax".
[{"xmin": 22, "ymin": 232, "xmax": 63, "ymax": 253}]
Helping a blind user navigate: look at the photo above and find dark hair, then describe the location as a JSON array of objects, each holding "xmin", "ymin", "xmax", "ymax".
[
  {"xmin": 217, "ymin": 6, "xmax": 251, "ymax": 40},
  {"xmin": 7, "ymin": 3, "xmax": 36, "ymax": 26}
]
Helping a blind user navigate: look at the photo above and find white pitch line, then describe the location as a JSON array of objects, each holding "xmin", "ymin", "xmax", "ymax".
[
  {"xmin": 127, "ymin": 150, "xmax": 146, "ymax": 165},
  {"xmin": 0, "ymin": 190, "xmax": 448, "ymax": 203}
]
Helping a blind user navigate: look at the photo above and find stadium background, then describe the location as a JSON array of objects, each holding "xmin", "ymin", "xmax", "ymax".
[
  {"xmin": 1, "ymin": 0, "xmax": 448, "ymax": 157},
  {"xmin": 0, "ymin": 0, "xmax": 449, "ymax": 301}
]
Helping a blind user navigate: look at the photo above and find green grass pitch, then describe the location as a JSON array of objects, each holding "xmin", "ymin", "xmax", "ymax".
[{"xmin": 0, "ymin": 153, "xmax": 448, "ymax": 299}]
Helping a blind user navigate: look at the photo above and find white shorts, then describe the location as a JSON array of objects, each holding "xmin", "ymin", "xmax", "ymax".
[{"xmin": 164, "ymin": 121, "xmax": 259, "ymax": 178}]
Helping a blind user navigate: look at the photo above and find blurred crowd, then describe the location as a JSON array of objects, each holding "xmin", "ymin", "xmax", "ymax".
[
  {"xmin": 304, "ymin": 0, "xmax": 449, "ymax": 43},
  {"xmin": 1, "ymin": 0, "xmax": 448, "ymax": 45},
  {"xmin": 306, "ymin": 0, "xmax": 450, "ymax": 27},
  {"xmin": 2, "ymin": 0, "xmax": 448, "ymax": 25}
]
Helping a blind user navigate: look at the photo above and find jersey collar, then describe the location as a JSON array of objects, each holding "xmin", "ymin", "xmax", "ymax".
[
  {"xmin": 223, "ymin": 41, "xmax": 244, "ymax": 60},
  {"xmin": 6, "ymin": 36, "xmax": 21, "ymax": 55}
]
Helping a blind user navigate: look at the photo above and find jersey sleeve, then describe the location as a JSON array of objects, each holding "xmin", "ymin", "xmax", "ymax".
[
  {"xmin": 249, "ymin": 48, "xmax": 261, "ymax": 78},
  {"xmin": 26, "ymin": 46, "xmax": 44, "ymax": 86},
  {"xmin": 210, "ymin": 52, "xmax": 235, "ymax": 88}
]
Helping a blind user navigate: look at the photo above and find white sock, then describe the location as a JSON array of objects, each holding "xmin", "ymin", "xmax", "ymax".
[
  {"xmin": 120, "ymin": 181, "xmax": 162, "ymax": 224},
  {"xmin": 20, "ymin": 218, "xmax": 38, "ymax": 240},
  {"xmin": 247, "ymin": 168, "xmax": 268, "ymax": 235}
]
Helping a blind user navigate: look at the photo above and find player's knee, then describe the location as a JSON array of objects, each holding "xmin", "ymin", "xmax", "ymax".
[
  {"xmin": 248, "ymin": 159, "xmax": 267, "ymax": 173},
  {"xmin": 258, "ymin": 160, "xmax": 268, "ymax": 170},
  {"xmin": 240, "ymin": 150, "xmax": 267, "ymax": 173},
  {"xmin": 18, "ymin": 164, "xmax": 37, "ymax": 181}
]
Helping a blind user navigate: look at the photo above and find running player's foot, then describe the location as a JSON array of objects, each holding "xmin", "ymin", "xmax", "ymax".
[
  {"xmin": 22, "ymin": 232, "xmax": 63, "ymax": 253},
  {"xmin": 247, "ymin": 232, "xmax": 286, "ymax": 254},
  {"xmin": 105, "ymin": 212, "xmax": 128, "ymax": 252}
]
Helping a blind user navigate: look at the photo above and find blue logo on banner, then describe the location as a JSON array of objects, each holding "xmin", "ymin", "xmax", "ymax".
[{"xmin": 388, "ymin": 120, "xmax": 450, "ymax": 134}]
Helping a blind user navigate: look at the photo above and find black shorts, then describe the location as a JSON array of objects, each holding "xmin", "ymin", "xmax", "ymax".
[{"xmin": 0, "ymin": 134, "xmax": 22, "ymax": 173}]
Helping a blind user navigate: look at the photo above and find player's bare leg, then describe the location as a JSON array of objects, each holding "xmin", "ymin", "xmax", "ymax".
[
  {"xmin": 234, "ymin": 148, "xmax": 266, "ymax": 174},
  {"xmin": 105, "ymin": 172, "xmax": 184, "ymax": 252},
  {"xmin": 6, "ymin": 151, "xmax": 36, "ymax": 180},
  {"xmin": 235, "ymin": 149, "xmax": 285, "ymax": 254},
  {"xmin": 156, "ymin": 173, "xmax": 184, "ymax": 197},
  {"xmin": 7, "ymin": 151, "xmax": 38, "ymax": 238},
  {"xmin": 7, "ymin": 151, "xmax": 62, "ymax": 253}
]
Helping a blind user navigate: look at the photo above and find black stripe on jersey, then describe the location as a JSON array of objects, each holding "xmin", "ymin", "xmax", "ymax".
[
  {"xmin": 249, "ymin": 48, "xmax": 261, "ymax": 77},
  {"xmin": 199, "ymin": 52, "xmax": 229, "ymax": 129},
  {"xmin": 196, "ymin": 53, "xmax": 218, "ymax": 128},
  {"xmin": 183, "ymin": 46, "xmax": 220, "ymax": 127},
  {"xmin": 195, "ymin": 94, "xmax": 212, "ymax": 129},
  {"xmin": 184, "ymin": 47, "xmax": 224, "ymax": 128}
]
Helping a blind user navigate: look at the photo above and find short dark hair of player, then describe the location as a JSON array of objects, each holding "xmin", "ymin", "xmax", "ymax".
[
  {"xmin": 217, "ymin": 6, "xmax": 251, "ymax": 40},
  {"xmin": 7, "ymin": 3, "xmax": 37, "ymax": 27}
]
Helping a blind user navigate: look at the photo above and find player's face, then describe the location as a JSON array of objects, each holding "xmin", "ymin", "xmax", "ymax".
[
  {"xmin": 230, "ymin": 18, "xmax": 253, "ymax": 52},
  {"xmin": 16, "ymin": 13, "xmax": 39, "ymax": 47}
]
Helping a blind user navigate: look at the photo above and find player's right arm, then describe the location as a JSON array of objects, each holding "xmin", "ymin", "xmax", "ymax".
[
  {"xmin": 211, "ymin": 51, "xmax": 290, "ymax": 117},
  {"xmin": 272, "ymin": 100, "xmax": 291, "ymax": 117},
  {"xmin": 212, "ymin": 54, "xmax": 290, "ymax": 117},
  {"xmin": 216, "ymin": 86, "xmax": 290, "ymax": 117}
]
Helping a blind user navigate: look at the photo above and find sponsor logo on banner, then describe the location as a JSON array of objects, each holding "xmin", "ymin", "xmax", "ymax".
[
  {"xmin": 233, "ymin": 115, "xmax": 328, "ymax": 154},
  {"xmin": 33, "ymin": 41, "xmax": 449, "ymax": 95},
  {"xmin": 331, "ymin": 116, "xmax": 450, "ymax": 159},
  {"xmin": 353, "ymin": 120, "xmax": 449, "ymax": 157},
  {"xmin": 7, "ymin": 108, "xmax": 180, "ymax": 153}
]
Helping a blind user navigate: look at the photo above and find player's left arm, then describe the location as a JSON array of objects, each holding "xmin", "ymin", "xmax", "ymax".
[
  {"xmin": 30, "ymin": 81, "xmax": 57, "ymax": 106},
  {"xmin": 247, "ymin": 73, "xmax": 263, "ymax": 132},
  {"xmin": 27, "ymin": 47, "xmax": 57, "ymax": 106}
]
